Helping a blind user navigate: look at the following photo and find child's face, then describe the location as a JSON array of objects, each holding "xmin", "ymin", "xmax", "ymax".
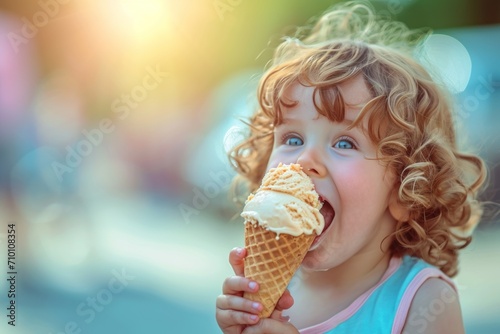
[{"xmin": 266, "ymin": 76, "xmax": 400, "ymax": 271}]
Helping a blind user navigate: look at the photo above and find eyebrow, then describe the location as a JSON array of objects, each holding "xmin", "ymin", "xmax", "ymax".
[
  {"xmin": 279, "ymin": 117, "xmax": 295, "ymax": 125},
  {"xmin": 279, "ymin": 115, "xmax": 356, "ymax": 126}
]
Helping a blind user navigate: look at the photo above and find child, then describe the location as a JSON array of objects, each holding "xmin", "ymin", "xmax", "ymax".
[{"xmin": 215, "ymin": 2, "xmax": 486, "ymax": 333}]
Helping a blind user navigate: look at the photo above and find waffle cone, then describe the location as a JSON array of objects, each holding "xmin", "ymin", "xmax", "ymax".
[{"xmin": 243, "ymin": 222, "xmax": 315, "ymax": 318}]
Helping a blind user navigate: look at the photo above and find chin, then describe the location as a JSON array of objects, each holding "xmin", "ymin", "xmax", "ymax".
[{"xmin": 301, "ymin": 250, "xmax": 334, "ymax": 272}]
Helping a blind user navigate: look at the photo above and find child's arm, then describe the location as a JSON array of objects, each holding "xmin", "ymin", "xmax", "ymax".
[
  {"xmin": 402, "ymin": 278, "xmax": 465, "ymax": 334},
  {"xmin": 216, "ymin": 248, "xmax": 296, "ymax": 334}
]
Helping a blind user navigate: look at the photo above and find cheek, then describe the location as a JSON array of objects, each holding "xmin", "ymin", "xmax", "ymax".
[
  {"xmin": 336, "ymin": 162, "xmax": 367, "ymax": 188},
  {"xmin": 266, "ymin": 150, "xmax": 298, "ymax": 171},
  {"xmin": 266, "ymin": 154, "xmax": 283, "ymax": 171},
  {"xmin": 336, "ymin": 163, "xmax": 391, "ymax": 206},
  {"xmin": 266, "ymin": 150, "xmax": 281, "ymax": 170}
]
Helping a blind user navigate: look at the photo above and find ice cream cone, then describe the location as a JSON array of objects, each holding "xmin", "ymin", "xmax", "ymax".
[
  {"xmin": 240, "ymin": 163, "xmax": 324, "ymax": 318},
  {"xmin": 243, "ymin": 222, "xmax": 315, "ymax": 318}
]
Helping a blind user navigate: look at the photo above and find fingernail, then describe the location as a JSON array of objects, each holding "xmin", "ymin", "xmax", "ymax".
[
  {"xmin": 248, "ymin": 281, "xmax": 257, "ymax": 290},
  {"xmin": 252, "ymin": 302, "xmax": 261, "ymax": 310},
  {"xmin": 281, "ymin": 315, "xmax": 290, "ymax": 322},
  {"xmin": 236, "ymin": 247, "xmax": 243, "ymax": 255},
  {"xmin": 249, "ymin": 315, "xmax": 258, "ymax": 321}
]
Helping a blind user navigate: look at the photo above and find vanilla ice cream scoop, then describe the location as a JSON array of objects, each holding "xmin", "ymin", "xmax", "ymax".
[{"xmin": 241, "ymin": 163, "xmax": 324, "ymax": 238}]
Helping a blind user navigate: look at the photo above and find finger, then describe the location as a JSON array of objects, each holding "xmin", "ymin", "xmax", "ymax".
[
  {"xmin": 275, "ymin": 289, "xmax": 294, "ymax": 311},
  {"xmin": 216, "ymin": 309, "xmax": 260, "ymax": 328},
  {"xmin": 222, "ymin": 275, "xmax": 259, "ymax": 295},
  {"xmin": 229, "ymin": 247, "xmax": 247, "ymax": 276},
  {"xmin": 269, "ymin": 308, "xmax": 290, "ymax": 323},
  {"xmin": 216, "ymin": 294, "xmax": 263, "ymax": 314}
]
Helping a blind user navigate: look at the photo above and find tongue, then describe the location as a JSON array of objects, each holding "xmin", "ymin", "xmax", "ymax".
[{"xmin": 319, "ymin": 201, "xmax": 334, "ymax": 235}]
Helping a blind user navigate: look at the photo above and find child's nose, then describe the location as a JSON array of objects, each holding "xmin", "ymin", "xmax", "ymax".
[{"xmin": 297, "ymin": 150, "xmax": 327, "ymax": 178}]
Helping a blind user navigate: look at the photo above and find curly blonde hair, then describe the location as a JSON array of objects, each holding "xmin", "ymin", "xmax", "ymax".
[{"xmin": 229, "ymin": 2, "xmax": 486, "ymax": 277}]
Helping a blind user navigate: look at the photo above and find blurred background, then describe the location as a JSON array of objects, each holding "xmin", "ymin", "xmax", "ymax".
[{"xmin": 0, "ymin": 0, "xmax": 499, "ymax": 333}]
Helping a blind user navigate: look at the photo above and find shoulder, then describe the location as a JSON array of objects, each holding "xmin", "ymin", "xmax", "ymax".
[{"xmin": 402, "ymin": 278, "xmax": 465, "ymax": 334}]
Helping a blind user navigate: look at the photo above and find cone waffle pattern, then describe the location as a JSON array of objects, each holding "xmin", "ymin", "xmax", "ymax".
[{"xmin": 243, "ymin": 223, "xmax": 315, "ymax": 318}]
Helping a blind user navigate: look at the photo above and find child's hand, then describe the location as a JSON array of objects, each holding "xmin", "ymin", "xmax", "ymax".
[
  {"xmin": 241, "ymin": 308, "xmax": 300, "ymax": 334},
  {"xmin": 215, "ymin": 247, "xmax": 295, "ymax": 334},
  {"xmin": 216, "ymin": 247, "xmax": 261, "ymax": 334}
]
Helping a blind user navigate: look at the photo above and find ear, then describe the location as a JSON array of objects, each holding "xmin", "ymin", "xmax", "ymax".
[{"xmin": 389, "ymin": 188, "xmax": 410, "ymax": 222}]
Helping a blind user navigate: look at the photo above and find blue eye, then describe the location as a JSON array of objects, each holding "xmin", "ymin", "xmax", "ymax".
[
  {"xmin": 285, "ymin": 136, "xmax": 303, "ymax": 146},
  {"xmin": 334, "ymin": 138, "xmax": 355, "ymax": 149}
]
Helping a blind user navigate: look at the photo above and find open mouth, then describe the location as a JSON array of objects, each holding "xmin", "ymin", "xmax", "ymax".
[{"xmin": 311, "ymin": 197, "xmax": 335, "ymax": 249}]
